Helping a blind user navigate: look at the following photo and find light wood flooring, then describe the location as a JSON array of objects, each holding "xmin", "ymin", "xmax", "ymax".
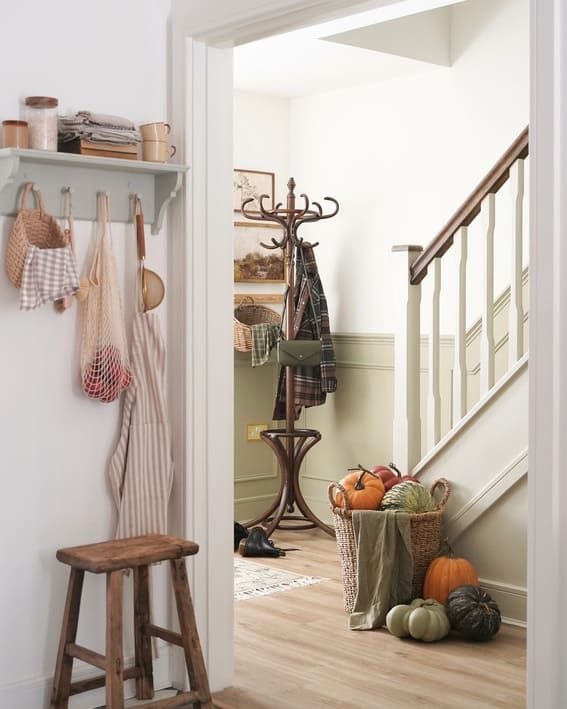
[{"xmin": 214, "ymin": 528, "xmax": 526, "ymax": 709}]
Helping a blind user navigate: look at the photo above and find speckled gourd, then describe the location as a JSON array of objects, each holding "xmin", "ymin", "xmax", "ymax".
[{"xmin": 379, "ymin": 481, "xmax": 437, "ymax": 513}]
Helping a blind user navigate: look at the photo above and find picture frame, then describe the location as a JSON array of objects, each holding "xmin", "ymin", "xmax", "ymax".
[
  {"xmin": 234, "ymin": 221, "xmax": 285, "ymax": 283},
  {"xmin": 234, "ymin": 293, "xmax": 284, "ymax": 305},
  {"xmin": 234, "ymin": 168, "xmax": 275, "ymax": 213}
]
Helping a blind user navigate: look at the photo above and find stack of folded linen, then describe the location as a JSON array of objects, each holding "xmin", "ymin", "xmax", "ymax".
[{"xmin": 59, "ymin": 111, "xmax": 141, "ymax": 159}]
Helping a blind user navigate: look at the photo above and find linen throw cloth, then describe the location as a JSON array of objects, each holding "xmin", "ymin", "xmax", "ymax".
[
  {"xmin": 108, "ymin": 311, "xmax": 173, "ymax": 537},
  {"xmin": 349, "ymin": 510, "xmax": 413, "ymax": 631}
]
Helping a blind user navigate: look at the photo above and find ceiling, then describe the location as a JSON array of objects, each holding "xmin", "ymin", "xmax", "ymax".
[{"xmin": 233, "ymin": 0, "xmax": 468, "ymax": 98}]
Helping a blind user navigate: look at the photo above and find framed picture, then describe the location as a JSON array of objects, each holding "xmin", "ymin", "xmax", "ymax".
[
  {"xmin": 234, "ymin": 169, "xmax": 275, "ymax": 213},
  {"xmin": 234, "ymin": 293, "xmax": 284, "ymax": 305},
  {"xmin": 234, "ymin": 221, "xmax": 285, "ymax": 283}
]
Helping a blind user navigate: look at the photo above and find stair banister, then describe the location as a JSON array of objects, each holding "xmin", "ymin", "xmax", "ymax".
[
  {"xmin": 410, "ymin": 126, "xmax": 529, "ymax": 285},
  {"xmin": 393, "ymin": 127, "xmax": 529, "ymax": 471}
]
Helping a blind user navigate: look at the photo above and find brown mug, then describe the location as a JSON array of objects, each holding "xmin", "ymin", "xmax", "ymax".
[
  {"xmin": 2, "ymin": 120, "xmax": 29, "ymax": 148},
  {"xmin": 139, "ymin": 122, "xmax": 171, "ymax": 141},
  {"xmin": 142, "ymin": 140, "xmax": 176, "ymax": 163}
]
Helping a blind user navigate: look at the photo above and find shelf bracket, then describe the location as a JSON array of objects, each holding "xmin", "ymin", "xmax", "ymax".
[
  {"xmin": 153, "ymin": 170, "xmax": 184, "ymax": 235},
  {"xmin": 0, "ymin": 154, "xmax": 20, "ymax": 193}
]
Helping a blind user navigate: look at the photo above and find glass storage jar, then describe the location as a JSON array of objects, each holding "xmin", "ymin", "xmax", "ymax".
[{"xmin": 23, "ymin": 96, "xmax": 58, "ymax": 151}]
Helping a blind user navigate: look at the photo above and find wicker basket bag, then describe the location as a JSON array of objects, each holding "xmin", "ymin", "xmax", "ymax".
[
  {"xmin": 234, "ymin": 296, "xmax": 281, "ymax": 352},
  {"xmin": 5, "ymin": 182, "xmax": 69, "ymax": 288},
  {"xmin": 328, "ymin": 477, "xmax": 451, "ymax": 613}
]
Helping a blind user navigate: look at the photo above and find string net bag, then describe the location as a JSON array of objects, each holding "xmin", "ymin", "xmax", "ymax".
[
  {"xmin": 5, "ymin": 182, "xmax": 69, "ymax": 288},
  {"xmin": 80, "ymin": 193, "xmax": 132, "ymax": 403}
]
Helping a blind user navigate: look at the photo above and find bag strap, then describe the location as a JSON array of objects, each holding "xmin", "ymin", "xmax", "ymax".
[
  {"xmin": 20, "ymin": 182, "xmax": 46, "ymax": 217},
  {"xmin": 296, "ymin": 244, "xmax": 321, "ymax": 340},
  {"xmin": 89, "ymin": 193, "xmax": 112, "ymax": 285}
]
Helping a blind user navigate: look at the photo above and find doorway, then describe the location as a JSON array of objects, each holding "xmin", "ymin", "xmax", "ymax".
[
  {"xmin": 171, "ymin": 0, "xmax": 567, "ymax": 705},
  {"xmin": 228, "ymin": 0, "xmax": 529, "ymax": 705}
]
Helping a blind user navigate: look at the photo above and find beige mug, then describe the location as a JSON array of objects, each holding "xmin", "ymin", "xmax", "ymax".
[
  {"xmin": 139, "ymin": 122, "xmax": 171, "ymax": 141},
  {"xmin": 142, "ymin": 140, "xmax": 176, "ymax": 163},
  {"xmin": 2, "ymin": 120, "xmax": 29, "ymax": 148}
]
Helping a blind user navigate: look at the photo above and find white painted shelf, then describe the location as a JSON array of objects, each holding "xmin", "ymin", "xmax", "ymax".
[{"xmin": 0, "ymin": 148, "xmax": 188, "ymax": 234}]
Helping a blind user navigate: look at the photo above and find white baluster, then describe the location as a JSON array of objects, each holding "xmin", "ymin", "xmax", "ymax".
[
  {"xmin": 392, "ymin": 245, "xmax": 423, "ymax": 472},
  {"xmin": 427, "ymin": 258, "xmax": 441, "ymax": 449},
  {"xmin": 509, "ymin": 159, "xmax": 525, "ymax": 365},
  {"xmin": 453, "ymin": 227, "xmax": 468, "ymax": 424},
  {"xmin": 480, "ymin": 193, "xmax": 496, "ymax": 395}
]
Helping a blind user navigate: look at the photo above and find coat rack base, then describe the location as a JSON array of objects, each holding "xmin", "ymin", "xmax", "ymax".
[{"xmin": 243, "ymin": 428, "xmax": 335, "ymax": 538}]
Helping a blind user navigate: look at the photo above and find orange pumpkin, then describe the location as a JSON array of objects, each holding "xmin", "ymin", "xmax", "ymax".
[
  {"xmin": 334, "ymin": 468, "xmax": 385, "ymax": 510},
  {"xmin": 423, "ymin": 542, "xmax": 479, "ymax": 605}
]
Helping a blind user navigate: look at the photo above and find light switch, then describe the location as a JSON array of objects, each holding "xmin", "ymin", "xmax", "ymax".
[{"xmin": 247, "ymin": 423, "xmax": 268, "ymax": 441}]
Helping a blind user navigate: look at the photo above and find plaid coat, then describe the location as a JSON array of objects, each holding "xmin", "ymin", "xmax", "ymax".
[{"xmin": 273, "ymin": 244, "xmax": 337, "ymax": 420}]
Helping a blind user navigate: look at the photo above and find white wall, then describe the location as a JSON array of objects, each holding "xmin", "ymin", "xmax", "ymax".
[
  {"xmin": 234, "ymin": 90, "xmax": 290, "ymax": 301},
  {"xmin": 0, "ymin": 1, "xmax": 173, "ymax": 705},
  {"xmin": 288, "ymin": 0, "xmax": 529, "ymax": 333}
]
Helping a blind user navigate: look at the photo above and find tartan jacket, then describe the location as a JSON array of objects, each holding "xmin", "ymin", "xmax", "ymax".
[{"xmin": 272, "ymin": 244, "xmax": 337, "ymax": 420}]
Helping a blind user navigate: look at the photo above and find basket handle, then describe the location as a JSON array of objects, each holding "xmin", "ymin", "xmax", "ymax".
[
  {"xmin": 235, "ymin": 295, "xmax": 256, "ymax": 311},
  {"xmin": 20, "ymin": 182, "xmax": 46, "ymax": 217},
  {"xmin": 429, "ymin": 478, "xmax": 451, "ymax": 511},
  {"xmin": 328, "ymin": 481, "xmax": 350, "ymax": 512}
]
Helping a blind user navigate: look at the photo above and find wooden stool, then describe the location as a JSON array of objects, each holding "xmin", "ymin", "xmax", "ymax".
[{"xmin": 50, "ymin": 534, "xmax": 214, "ymax": 709}]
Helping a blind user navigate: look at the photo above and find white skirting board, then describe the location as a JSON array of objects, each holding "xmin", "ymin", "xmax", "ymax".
[{"xmin": 0, "ymin": 649, "xmax": 172, "ymax": 709}]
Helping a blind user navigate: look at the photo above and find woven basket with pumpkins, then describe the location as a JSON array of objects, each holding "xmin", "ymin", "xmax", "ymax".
[{"xmin": 328, "ymin": 464, "xmax": 450, "ymax": 613}]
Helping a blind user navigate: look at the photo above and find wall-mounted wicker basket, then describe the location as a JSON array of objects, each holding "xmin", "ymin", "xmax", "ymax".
[{"xmin": 233, "ymin": 296, "xmax": 281, "ymax": 352}]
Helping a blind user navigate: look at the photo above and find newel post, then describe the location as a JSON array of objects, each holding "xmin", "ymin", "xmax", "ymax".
[{"xmin": 392, "ymin": 245, "xmax": 423, "ymax": 473}]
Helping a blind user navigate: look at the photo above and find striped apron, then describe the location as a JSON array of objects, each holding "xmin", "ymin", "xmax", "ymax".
[{"xmin": 108, "ymin": 311, "xmax": 173, "ymax": 538}]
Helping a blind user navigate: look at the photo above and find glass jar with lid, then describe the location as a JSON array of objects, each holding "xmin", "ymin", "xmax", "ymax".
[{"xmin": 23, "ymin": 96, "xmax": 58, "ymax": 151}]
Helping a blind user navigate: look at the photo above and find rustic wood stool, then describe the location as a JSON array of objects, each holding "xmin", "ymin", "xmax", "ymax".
[{"xmin": 50, "ymin": 534, "xmax": 214, "ymax": 709}]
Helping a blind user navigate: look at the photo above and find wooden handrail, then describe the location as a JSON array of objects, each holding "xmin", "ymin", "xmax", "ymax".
[{"xmin": 410, "ymin": 126, "xmax": 529, "ymax": 285}]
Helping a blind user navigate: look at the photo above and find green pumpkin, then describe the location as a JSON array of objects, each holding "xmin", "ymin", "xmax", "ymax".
[
  {"xmin": 386, "ymin": 598, "xmax": 450, "ymax": 642},
  {"xmin": 446, "ymin": 585, "xmax": 501, "ymax": 641},
  {"xmin": 380, "ymin": 481, "xmax": 437, "ymax": 513}
]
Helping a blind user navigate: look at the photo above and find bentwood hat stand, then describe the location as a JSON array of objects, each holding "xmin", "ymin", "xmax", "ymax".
[
  {"xmin": 50, "ymin": 534, "xmax": 232, "ymax": 709},
  {"xmin": 240, "ymin": 178, "xmax": 339, "ymax": 538}
]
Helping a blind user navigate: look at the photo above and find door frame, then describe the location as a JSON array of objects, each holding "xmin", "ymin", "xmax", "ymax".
[{"xmin": 169, "ymin": 1, "xmax": 566, "ymax": 705}]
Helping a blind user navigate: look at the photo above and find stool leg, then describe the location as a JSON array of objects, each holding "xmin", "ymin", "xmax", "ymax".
[
  {"xmin": 51, "ymin": 568, "xmax": 84, "ymax": 709},
  {"xmin": 133, "ymin": 565, "xmax": 154, "ymax": 699},
  {"xmin": 106, "ymin": 570, "xmax": 124, "ymax": 709},
  {"xmin": 170, "ymin": 559, "xmax": 213, "ymax": 709}
]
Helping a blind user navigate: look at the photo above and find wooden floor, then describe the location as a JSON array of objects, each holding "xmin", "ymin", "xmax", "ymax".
[{"xmin": 214, "ymin": 528, "xmax": 526, "ymax": 709}]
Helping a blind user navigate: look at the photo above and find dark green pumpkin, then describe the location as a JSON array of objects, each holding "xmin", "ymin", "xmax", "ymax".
[{"xmin": 446, "ymin": 585, "xmax": 501, "ymax": 641}]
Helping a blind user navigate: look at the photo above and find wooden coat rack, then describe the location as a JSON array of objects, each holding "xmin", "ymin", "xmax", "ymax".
[{"xmin": 242, "ymin": 178, "xmax": 339, "ymax": 537}]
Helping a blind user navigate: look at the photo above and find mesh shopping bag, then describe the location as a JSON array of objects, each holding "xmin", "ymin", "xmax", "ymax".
[{"xmin": 80, "ymin": 193, "xmax": 132, "ymax": 402}]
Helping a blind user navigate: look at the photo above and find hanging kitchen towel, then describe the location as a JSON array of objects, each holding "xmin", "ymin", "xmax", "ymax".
[
  {"xmin": 19, "ymin": 244, "xmax": 79, "ymax": 310},
  {"xmin": 80, "ymin": 193, "xmax": 132, "ymax": 402},
  {"xmin": 108, "ymin": 311, "xmax": 174, "ymax": 537}
]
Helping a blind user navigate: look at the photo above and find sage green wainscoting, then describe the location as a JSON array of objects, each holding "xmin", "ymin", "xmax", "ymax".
[
  {"xmin": 234, "ymin": 334, "xmax": 397, "ymax": 523},
  {"xmin": 234, "ymin": 351, "xmax": 281, "ymax": 522}
]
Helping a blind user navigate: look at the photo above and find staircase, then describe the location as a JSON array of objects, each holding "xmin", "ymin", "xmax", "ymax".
[{"xmin": 392, "ymin": 128, "xmax": 529, "ymax": 623}]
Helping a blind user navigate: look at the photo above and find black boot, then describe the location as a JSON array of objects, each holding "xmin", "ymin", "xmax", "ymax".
[
  {"xmin": 238, "ymin": 526, "xmax": 294, "ymax": 558},
  {"xmin": 234, "ymin": 522, "xmax": 249, "ymax": 552}
]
